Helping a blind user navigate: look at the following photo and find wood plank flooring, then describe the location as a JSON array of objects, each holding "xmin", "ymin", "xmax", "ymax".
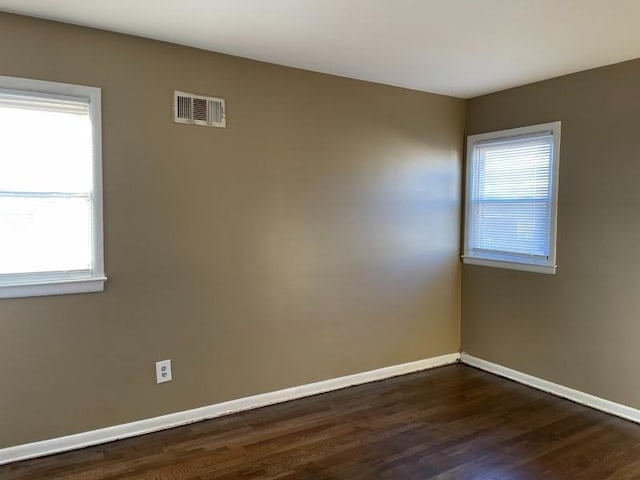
[{"xmin": 3, "ymin": 364, "xmax": 640, "ymax": 479}]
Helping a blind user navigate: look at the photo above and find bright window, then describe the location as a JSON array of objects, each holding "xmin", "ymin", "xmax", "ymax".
[
  {"xmin": 463, "ymin": 122, "xmax": 561, "ymax": 274},
  {"xmin": 0, "ymin": 76, "xmax": 105, "ymax": 298}
]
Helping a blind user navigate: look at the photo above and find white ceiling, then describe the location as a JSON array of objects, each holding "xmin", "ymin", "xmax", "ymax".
[{"xmin": 1, "ymin": 0, "xmax": 640, "ymax": 98}]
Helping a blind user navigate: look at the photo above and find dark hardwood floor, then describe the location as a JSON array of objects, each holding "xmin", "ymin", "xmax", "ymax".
[{"xmin": 3, "ymin": 364, "xmax": 640, "ymax": 479}]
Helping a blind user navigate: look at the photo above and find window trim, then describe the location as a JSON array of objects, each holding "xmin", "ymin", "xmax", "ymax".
[
  {"xmin": 463, "ymin": 121, "xmax": 561, "ymax": 275},
  {"xmin": 0, "ymin": 75, "xmax": 105, "ymax": 298}
]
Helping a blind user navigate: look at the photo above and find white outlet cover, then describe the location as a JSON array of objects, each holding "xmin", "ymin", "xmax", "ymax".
[{"xmin": 155, "ymin": 359, "xmax": 172, "ymax": 384}]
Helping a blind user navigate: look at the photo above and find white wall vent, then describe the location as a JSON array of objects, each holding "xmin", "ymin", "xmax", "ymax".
[{"xmin": 174, "ymin": 90, "xmax": 226, "ymax": 128}]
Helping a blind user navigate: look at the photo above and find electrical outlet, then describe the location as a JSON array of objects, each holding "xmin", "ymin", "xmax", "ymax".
[{"xmin": 155, "ymin": 359, "xmax": 172, "ymax": 384}]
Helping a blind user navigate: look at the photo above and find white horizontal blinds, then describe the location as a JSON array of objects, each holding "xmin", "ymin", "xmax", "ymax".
[
  {"xmin": 469, "ymin": 132, "xmax": 553, "ymax": 260},
  {"xmin": 0, "ymin": 91, "xmax": 89, "ymax": 115},
  {"xmin": 0, "ymin": 91, "xmax": 93, "ymax": 276}
]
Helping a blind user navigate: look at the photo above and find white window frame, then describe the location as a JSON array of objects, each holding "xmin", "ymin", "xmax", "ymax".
[
  {"xmin": 0, "ymin": 76, "xmax": 105, "ymax": 298},
  {"xmin": 463, "ymin": 121, "xmax": 561, "ymax": 275}
]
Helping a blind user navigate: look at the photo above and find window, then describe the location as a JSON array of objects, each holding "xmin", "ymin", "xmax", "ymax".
[
  {"xmin": 463, "ymin": 122, "xmax": 560, "ymax": 274},
  {"xmin": 0, "ymin": 76, "xmax": 105, "ymax": 298}
]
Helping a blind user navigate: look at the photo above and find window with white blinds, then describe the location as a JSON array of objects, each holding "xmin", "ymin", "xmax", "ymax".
[
  {"xmin": 464, "ymin": 122, "xmax": 560, "ymax": 274},
  {"xmin": 0, "ymin": 76, "xmax": 105, "ymax": 298}
]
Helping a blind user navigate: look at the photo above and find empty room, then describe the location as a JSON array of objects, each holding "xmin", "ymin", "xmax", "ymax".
[{"xmin": 1, "ymin": 1, "xmax": 640, "ymax": 478}]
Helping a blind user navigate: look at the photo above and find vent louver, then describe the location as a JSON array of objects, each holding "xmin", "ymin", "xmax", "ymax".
[{"xmin": 174, "ymin": 91, "xmax": 226, "ymax": 128}]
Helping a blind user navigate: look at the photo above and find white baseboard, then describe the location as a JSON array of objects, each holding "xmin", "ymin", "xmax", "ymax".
[
  {"xmin": 461, "ymin": 353, "xmax": 640, "ymax": 424},
  {"xmin": 0, "ymin": 352, "xmax": 459, "ymax": 466}
]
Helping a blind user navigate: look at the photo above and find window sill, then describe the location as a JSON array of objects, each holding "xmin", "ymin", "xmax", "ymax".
[
  {"xmin": 462, "ymin": 256, "xmax": 556, "ymax": 275},
  {"xmin": 0, "ymin": 276, "xmax": 107, "ymax": 299}
]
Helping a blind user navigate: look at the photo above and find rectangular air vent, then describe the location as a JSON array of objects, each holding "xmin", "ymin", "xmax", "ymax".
[{"xmin": 174, "ymin": 90, "xmax": 226, "ymax": 128}]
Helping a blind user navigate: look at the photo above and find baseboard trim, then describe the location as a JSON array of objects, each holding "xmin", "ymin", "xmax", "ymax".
[
  {"xmin": 460, "ymin": 353, "xmax": 640, "ymax": 424},
  {"xmin": 0, "ymin": 352, "xmax": 459, "ymax": 466}
]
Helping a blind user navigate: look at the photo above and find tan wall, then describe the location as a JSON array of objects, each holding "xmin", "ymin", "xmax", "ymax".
[
  {"xmin": 463, "ymin": 59, "xmax": 640, "ymax": 408},
  {"xmin": 0, "ymin": 13, "xmax": 464, "ymax": 448}
]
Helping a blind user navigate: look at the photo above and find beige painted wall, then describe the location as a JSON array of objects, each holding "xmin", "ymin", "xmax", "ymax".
[
  {"xmin": 463, "ymin": 58, "xmax": 640, "ymax": 408},
  {"xmin": 0, "ymin": 13, "xmax": 464, "ymax": 448}
]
